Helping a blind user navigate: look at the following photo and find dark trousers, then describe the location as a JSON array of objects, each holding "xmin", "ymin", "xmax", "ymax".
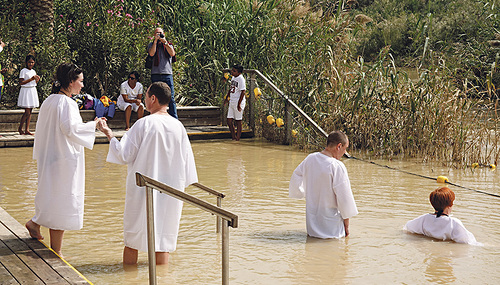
[{"xmin": 151, "ymin": 74, "xmax": 177, "ymax": 119}]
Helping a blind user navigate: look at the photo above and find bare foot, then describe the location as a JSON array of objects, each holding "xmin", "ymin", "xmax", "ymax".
[
  {"xmin": 25, "ymin": 220, "xmax": 44, "ymax": 240},
  {"xmin": 18, "ymin": 129, "xmax": 25, "ymax": 135},
  {"xmin": 25, "ymin": 131, "xmax": 34, "ymax": 135},
  {"xmin": 125, "ymin": 128, "xmax": 130, "ymax": 131}
]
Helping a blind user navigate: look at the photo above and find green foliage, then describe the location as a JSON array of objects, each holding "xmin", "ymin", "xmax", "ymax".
[{"xmin": 353, "ymin": 0, "xmax": 500, "ymax": 95}]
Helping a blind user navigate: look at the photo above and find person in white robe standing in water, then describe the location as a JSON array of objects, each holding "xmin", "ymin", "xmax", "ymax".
[
  {"xmin": 25, "ymin": 63, "xmax": 103, "ymax": 256},
  {"xmin": 289, "ymin": 131, "xmax": 358, "ymax": 239},
  {"xmin": 97, "ymin": 81, "xmax": 198, "ymax": 265}
]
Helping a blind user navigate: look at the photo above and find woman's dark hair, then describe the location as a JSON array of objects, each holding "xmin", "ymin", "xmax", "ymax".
[
  {"xmin": 129, "ymin": 71, "xmax": 140, "ymax": 81},
  {"xmin": 51, "ymin": 63, "xmax": 83, "ymax": 94},
  {"xmin": 25, "ymin": 54, "xmax": 35, "ymax": 64}
]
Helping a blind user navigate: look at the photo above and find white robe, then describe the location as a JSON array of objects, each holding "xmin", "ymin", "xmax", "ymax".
[
  {"xmin": 106, "ymin": 114, "xmax": 198, "ymax": 252},
  {"xmin": 404, "ymin": 214, "xmax": 479, "ymax": 245},
  {"xmin": 289, "ymin": 152, "xmax": 358, "ymax": 239},
  {"xmin": 32, "ymin": 94, "xmax": 96, "ymax": 230}
]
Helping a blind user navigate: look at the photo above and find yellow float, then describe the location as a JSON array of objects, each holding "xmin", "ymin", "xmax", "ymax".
[
  {"xmin": 254, "ymin": 87, "xmax": 262, "ymax": 99},
  {"xmin": 267, "ymin": 115, "xmax": 275, "ymax": 125},
  {"xmin": 292, "ymin": 130, "xmax": 298, "ymax": 137},
  {"xmin": 437, "ymin": 176, "xmax": 449, "ymax": 183},
  {"xmin": 224, "ymin": 72, "xmax": 231, "ymax": 80},
  {"xmin": 276, "ymin": 118, "xmax": 284, "ymax": 128}
]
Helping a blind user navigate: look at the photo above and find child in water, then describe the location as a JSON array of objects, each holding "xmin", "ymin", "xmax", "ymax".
[
  {"xmin": 404, "ymin": 186, "xmax": 479, "ymax": 245},
  {"xmin": 18, "ymin": 54, "xmax": 40, "ymax": 135}
]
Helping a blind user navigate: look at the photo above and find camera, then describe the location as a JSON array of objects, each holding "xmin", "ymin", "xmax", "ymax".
[{"xmin": 159, "ymin": 34, "xmax": 165, "ymax": 38}]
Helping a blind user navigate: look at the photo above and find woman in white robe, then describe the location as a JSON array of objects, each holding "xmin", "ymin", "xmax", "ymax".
[
  {"xmin": 289, "ymin": 131, "xmax": 358, "ymax": 239},
  {"xmin": 98, "ymin": 81, "xmax": 198, "ymax": 265},
  {"xmin": 26, "ymin": 63, "xmax": 100, "ymax": 256}
]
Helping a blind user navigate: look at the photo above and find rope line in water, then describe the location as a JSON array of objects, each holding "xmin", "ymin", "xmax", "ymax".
[{"xmin": 347, "ymin": 155, "xmax": 500, "ymax": 198}]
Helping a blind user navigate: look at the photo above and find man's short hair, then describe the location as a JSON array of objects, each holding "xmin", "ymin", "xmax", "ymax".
[
  {"xmin": 232, "ymin": 64, "xmax": 243, "ymax": 74},
  {"xmin": 327, "ymin": 131, "xmax": 348, "ymax": 147},
  {"xmin": 148, "ymin": 82, "xmax": 171, "ymax": 106},
  {"xmin": 429, "ymin": 187, "xmax": 455, "ymax": 212}
]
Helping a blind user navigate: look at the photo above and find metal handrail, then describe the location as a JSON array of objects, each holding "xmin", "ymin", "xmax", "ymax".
[
  {"xmin": 223, "ymin": 69, "xmax": 353, "ymax": 157},
  {"xmin": 191, "ymin": 182, "xmax": 225, "ymax": 233},
  {"xmin": 136, "ymin": 173, "xmax": 238, "ymax": 285}
]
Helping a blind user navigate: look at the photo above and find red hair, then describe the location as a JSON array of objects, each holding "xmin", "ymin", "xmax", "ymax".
[{"xmin": 429, "ymin": 187, "xmax": 455, "ymax": 213}]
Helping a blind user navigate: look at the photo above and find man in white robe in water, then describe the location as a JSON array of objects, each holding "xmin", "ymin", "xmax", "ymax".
[
  {"xmin": 97, "ymin": 81, "xmax": 198, "ymax": 265},
  {"xmin": 289, "ymin": 131, "xmax": 358, "ymax": 238}
]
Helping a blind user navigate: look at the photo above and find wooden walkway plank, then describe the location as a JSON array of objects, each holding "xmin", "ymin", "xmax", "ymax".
[
  {"xmin": 0, "ymin": 263, "xmax": 18, "ymax": 284},
  {"xmin": 0, "ymin": 207, "xmax": 91, "ymax": 284},
  {"xmin": 0, "ymin": 222, "xmax": 70, "ymax": 284},
  {"xmin": 0, "ymin": 223, "xmax": 44, "ymax": 284}
]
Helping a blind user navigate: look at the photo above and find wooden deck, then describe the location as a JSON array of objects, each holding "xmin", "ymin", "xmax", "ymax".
[
  {"xmin": 0, "ymin": 207, "xmax": 91, "ymax": 284},
  {"xmin": 0, "ymin": 106, "xmax": 254, "ymax": 147}
]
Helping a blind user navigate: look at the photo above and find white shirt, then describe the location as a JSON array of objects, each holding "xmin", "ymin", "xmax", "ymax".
[
  {"xmin": 118, "ymin": 81, "xmax": 143, "ymax": 105},
  {"xmin": 32, "ymin": 94, "xmax": 96, "ymax": 230},
  {"xmin": 289, "ymin": 152, "xmax": 358, "ymax": 238},
  {"xmin": 404, "ymin": 213, "xmax": 479, "ymax": 245},
  {"xmin": 20, "ymin": 68, "xmax": 37, "ymax": 87},
  {"xmin": 106, "ymin": 114, "xmax": 198, "ymax": 252},
  {"xmin": 229, "ymin": 74, "xmax": 246, "ymax": 104}
]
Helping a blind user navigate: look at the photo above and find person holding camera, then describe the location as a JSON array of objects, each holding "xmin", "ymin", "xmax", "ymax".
[{"xmin": 147, "ymin": 27, "xmax": 178, "ymax": 119}]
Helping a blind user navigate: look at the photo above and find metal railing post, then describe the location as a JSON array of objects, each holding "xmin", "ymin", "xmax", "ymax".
[
  {"xmin": 285, "ymin": 101, "xmax": 292, "ymax": 145},
  {"xmin": 249, "ymin": 71, "xmax": 256, "ymax": 132},
  {"xmin": 216, "ymin": 197, "xmax": 222, "ymax": 233},
  {"xmin": 221, "ymin": 219, "xmax": 229, "ymax": 285},
  {"xmin": 136, "ymin": 173, "xmax": 238, "ymax": 285},
  {"xmin": 146, "ymin": 186, "xmax": 157, "ymax": 285}
]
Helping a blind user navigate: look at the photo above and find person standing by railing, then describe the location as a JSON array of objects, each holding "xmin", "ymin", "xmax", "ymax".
[
  {"xmin": 97, "ymin": 81, "xmax": 198, "ymax": 265},
  {"xmin": 224, "ymin": 64, "xmax": 246, "ymax": 141},
  {"xmin": 289, "ymin": 130, "xmax": 358, "ymax": 239}
]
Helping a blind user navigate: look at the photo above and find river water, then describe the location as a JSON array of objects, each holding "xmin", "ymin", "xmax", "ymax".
[{"xmin": 1, "ymin": 138, "xmax": 499, "ymax": 284}]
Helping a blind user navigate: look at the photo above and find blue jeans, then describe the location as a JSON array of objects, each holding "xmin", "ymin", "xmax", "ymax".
[{"xmin": 151, "ymin": 74, "xmax": 178, "ymax": 119}]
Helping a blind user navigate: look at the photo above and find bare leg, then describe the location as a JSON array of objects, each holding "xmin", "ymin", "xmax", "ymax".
[
  {"xmin": 49, "ymin": 229, "xmax": 65, "ymax": 257},
  {"xmin": 18, "ymin": 110, "xmax": 28, "ymax": 134},
  {"xmin": 137, "ymin": 105, "xmax": 144, "ymax": 119},
  {"xmin": 227, "ymin": 118, "xmax": 236, "ymax": 140},
  {"xmin": 123, "ymin": 246, "xmax": 139, "ymax": 265},
  {"xmin": 235, "ymin": 120, "xmax": 242, "ymax": 141},
  {"xmin": 125, "ymin": 106, "xmax": 132, "ymax": 130},
  {"xmin": 24, "ymin": 108, "xmax": 33, "ymax": 135},
  {"xmin": 25, "ymin": 219, "xmax": 44, "ymax": 240},
  {"xmin": 155, "ymin": 252, "xmax": 169, "ymax": 265}
]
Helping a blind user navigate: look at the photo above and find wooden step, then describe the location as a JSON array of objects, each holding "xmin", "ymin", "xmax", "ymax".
[{"xmin": 0, "ymin": 106, "xmax": 222, "ymax": 132}]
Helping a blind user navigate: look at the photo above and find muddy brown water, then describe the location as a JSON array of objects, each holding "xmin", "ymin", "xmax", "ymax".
[{"xmin": 1, "ymin": 139, "xmax": 499, "ymax": 284}]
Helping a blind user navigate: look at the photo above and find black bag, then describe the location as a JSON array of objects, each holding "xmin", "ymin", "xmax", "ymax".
[{"xmin": 145, "ymin": 55, "xmax": 153, "ymax": 69}]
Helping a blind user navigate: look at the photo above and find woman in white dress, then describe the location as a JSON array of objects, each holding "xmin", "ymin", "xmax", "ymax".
[
  {"xmin": 18, "ymin": 54, "xmax": 40, "ymax": 135},
  {"xmin": 25, "ymin": 63, "xmax": 103, "ymax": 257}
]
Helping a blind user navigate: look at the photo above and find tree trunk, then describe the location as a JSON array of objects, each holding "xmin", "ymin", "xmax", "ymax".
[{"xmin": 29, "ymin": 0, "xmax": 54, "ymax": 45}]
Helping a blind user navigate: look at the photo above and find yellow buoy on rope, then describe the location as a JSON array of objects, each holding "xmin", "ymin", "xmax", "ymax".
[
  {"xmin": 437, "ymin": 176, "xmax": 449, "ymax": 183},
  {"xmin": 224, "ymin": 72, "xmax": 231, "ymax": 80},
  {"xmin": 267, "ymin": 115, "xmax": 275, "ymax": 125},
  {"xmin": 254, "ymin": 87, "xmax": 262, "ymax": 99},
  {"xmin": 490, "ymin": 164, "xmax": 496, "ymax": 170},
  {"xmin": 292, "ymin": 129, "xmax": 298, "ymax": 137},
  {"xmin": 276, "ymin": 118, "xmax": 284, "ymax": 128},
  {"xmin": 471, "ymin": 163, "xmax": 479, "ymax": 169}
]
